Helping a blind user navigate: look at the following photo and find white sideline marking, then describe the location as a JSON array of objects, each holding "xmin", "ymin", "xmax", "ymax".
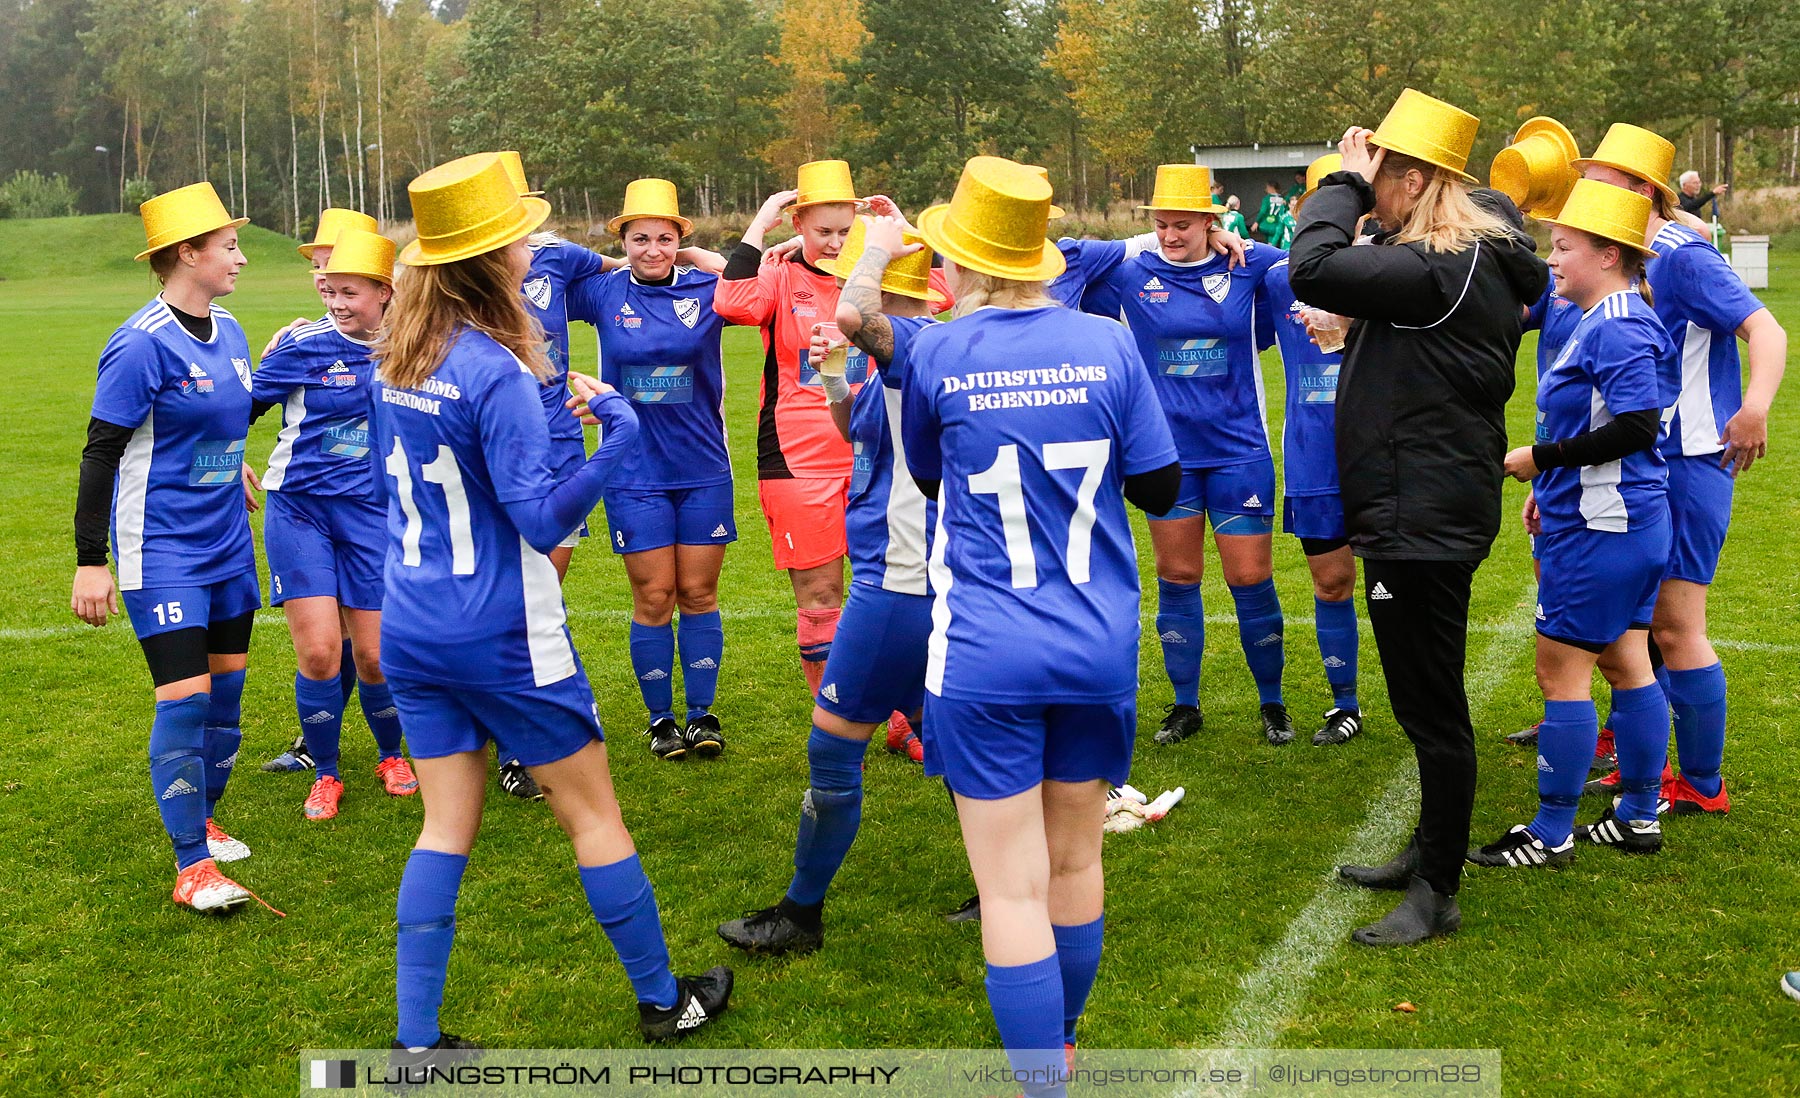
[{"xmin": 1206, "ymin": 584, "xmax": 1537, "ymax": 1054}]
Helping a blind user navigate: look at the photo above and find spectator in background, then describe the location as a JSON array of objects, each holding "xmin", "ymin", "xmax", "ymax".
[
  {"xmin": 1678, "ymin": 170, "xmax": 1727, "ymax": 219},
  {"xmin": 1284, "ymin": 169, "xmax": 1307, "ymax": 206},
  {"xmin": 1221, "ymin": 195, "xmax": 1250, "ymax": 238}
]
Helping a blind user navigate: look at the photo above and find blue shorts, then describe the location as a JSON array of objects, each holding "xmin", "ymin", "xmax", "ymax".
[
  {"xmin": 1153, "ymin": 459, "xmax": 1276, "ymax": 534},
  {"xmin": 1283, "ymin": 493, "xmax": 1347, "ymax": 541},
  {"xmin": 1536, "ymin": 513, "xmax": 1670, "ymax": 652},
  {"xmin": 816, "ymin": 582, "xmax": 931, "ymax": 724},
  {"xmin": 1664, "ymin": 454, "xmax": 1734, "ymax": 585},
  {"xmin": 123, "ymin": 570, "xmax": 262, "ymax": 641},
  {"xmin": 603, "ymin": 481, "xmax": 737, "ymax": 555},
  {"xmin": 387, "ymin": 666, "xmax": 605, "ymax": 768},
  {"xmin": 922, "ymin": 694, "xmax": 1136, "ymax": 801},
  {"xmin": 264, "ymin": 490, "xmax": 385, "ymax": 610},
  {"xmin": 551, "ymin": 438, "xmax": 590, "ymax": 548}
]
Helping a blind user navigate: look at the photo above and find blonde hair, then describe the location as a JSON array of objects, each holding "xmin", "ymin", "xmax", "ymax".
[
  {"xmin": 949, "ymin": 268, "xmax": 1060, "ymax": 320},
  {"xmin": 526, "ymin": 230, "xmax": 563, "ymax": 248},
  {"xmin": 1378, "ymin": 153, "xmax": 1516, "ymax": 254},
  {"xmin": 376, "ymin": 249, "xmax": 551, "ymax": 390}
]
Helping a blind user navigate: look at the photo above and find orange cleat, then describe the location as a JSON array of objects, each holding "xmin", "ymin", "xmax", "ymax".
[
  {"xmin": 375, "ymin": 756, "xmax": 420, "ymax": 796},
  {"xmin": 304, "ymin": 775, "xmax": 344, "ymax": 820},
  {"xmin": 885, "ymin": 712, "xmax": 923, "ymax": 763},
  {"xmin": 1666, "ymin": 773, "xmax": 1730, "ymax": 816},
  {"xmin": 205, "ymin": 818, "xmax": 251, "ymax": 862},
  {"xmin": 172, "ymin": 858, "xmax": 251, "ymax": 913}
]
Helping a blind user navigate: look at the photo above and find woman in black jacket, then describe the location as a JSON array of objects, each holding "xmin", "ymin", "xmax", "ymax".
[{"xmin": 1289, "ymin": 89, "xmax": 1549, "ymax": 946}]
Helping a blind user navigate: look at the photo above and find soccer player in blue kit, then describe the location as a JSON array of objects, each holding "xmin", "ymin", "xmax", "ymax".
[
  {"xmin": 1057, "ymin": 163, "xmax": 1296, "ymax": 747},
  {"xmin": 902, "ymin": 157, "xmax": 1180, "ymax": 1094},
  {"xmin": 1470, "ymin": 181, "xmax": 1675, "ymax": 868},
  {"xmin": 254, "ymin": 227, "xmax": 419, "ymax": 820},
  {"xmin": 372, "ymin": 154, "xmax": 730, "ymax": 1056},
  {"xmin": 716, "ymin": 212, "xmax": 943, "ymax": 955},
  {"xmin": 71, "ymin": 182, "xmax": 266, "ymax": 912},
  {"xmin": 566, "ymin": 179, "xmax": 734, "ymax": 761}
]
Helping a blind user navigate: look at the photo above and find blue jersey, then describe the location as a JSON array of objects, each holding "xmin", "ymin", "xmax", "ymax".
[
  {"xmin": 372, "ymin": 328, "xmax": 579, "ymax": 690},
  {"xmin": 1647, "ymin": 223, "xmax": 1766, "ymax": 458},
  {"xmin": 1049, "ymin": 234, "xmax": 1157, "ymax": 319},
  {"xmin": 1525, "ymin": 283, "xmax": 1583, "ymax": 378},
  {"xmin": 567, "ymin": 265, "xmax": 731, "ymax": 490},
  {"xmin": 1259, "ymin": 258, "xmax": 1341, "ymax": 497},
  {"xmin": 1534, "ymin": 290, "xmax": 1671, "ymax": 535},
  {"xmin": 253, "ymin": 317, "xmax": 376, "ymax": 499},
  {"xmin": 523, "ymin": 237, "xmax": 610, "ymax": 442},
  {"xmin": 847, "ymin": 315, "xmax": 935, "ymax": 595},
  {"xmin": 91, "ymin": 297, "xmax": 255, "ymax": 591},
  {"xmin": 902, "ymin": 307, "xmax": 1177, "ymax": 704},
  {"xmin": 1071, "ymin": 239, "xmax": 1284, "ymax": 468}
]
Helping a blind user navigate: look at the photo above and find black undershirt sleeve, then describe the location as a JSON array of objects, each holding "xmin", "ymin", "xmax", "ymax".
[
  {"xmin": 76, "ymin": 417, "xmax": 133, "ymax": 566},
  {"xmin": 1124, "ymin": 460, "xmax": 1183, "ymax": 517},
  {"xmin": 722, "ymin": 241, "xmax": 763, "ymax": 281},
  {"xmin": 1531, "ymin": 408, "xmax": 1660, "ymax": 470}
]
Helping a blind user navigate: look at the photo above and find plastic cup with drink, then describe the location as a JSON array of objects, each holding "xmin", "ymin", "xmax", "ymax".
[{"xmin": 1299, "ymin": 305, "xmax": 1346, "ymax": 354}]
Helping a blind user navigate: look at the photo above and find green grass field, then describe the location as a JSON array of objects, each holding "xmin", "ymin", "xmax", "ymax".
[{"xmin": 2, "ymin": 215, "xmax": 1797, "ymax": 1095}]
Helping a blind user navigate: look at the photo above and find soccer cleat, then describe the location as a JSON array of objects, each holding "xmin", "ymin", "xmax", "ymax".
[
  {"xmin": 304, "ymin": 775, "xmax": 344, "ymax": 820},
  {"xmin": 944, "ymin": 893, "xmax": 982, "ymax": 924},
  {"xmin": 1503, "ymin": 721, "xmax": 1541, "ymax": 747},
  {"xmin": 885, "ymin": 712, "xmax": 924, "ymax": 763},
  {"xmin": 1154, "ymin": 703, "xmax": 1203, "ymax": 745},
  {"xmin": 1591, "ymin": 724, "xmax": 1616, "ymax": 773},
  {"xmin": 717, "ymin": 899, "xmax": 824, "ymax": 956},
  {"xmin": 172, "ymin": 858, "xmax": 252, "ymax": 913},
  {"xmin": 639, "ymin": 966, "xmax": 734, "ymax": 1042},
  {"xmin": 1466, "ymin": 824, "xmax": 1575, "ymax": 868},
  {"xmin": 1339, "ymin": 837, "xmax": 1419, "ymax": 891},
  {"xmin": 645, "ymin": 718, "xmax": 687, "ymax": 761},
  {"xmin": 1312, "ymin": 707, "xmax": 1362, "ymax": 746},
  {"xmin": 498, "ymin": 759, "xmax": 543, "ymax": 800},
  {"xmin": 205, "ymin": 819, "xmax": 252, "ymax": 863},
  {"xmin": 683, "ymin": 713, "xmax": 725, "ymax": 758},
  {"xmin": 1350, "ymin": 875, "xmax": 1460, "ymax": 947},
  {"xmin": 1575, "ymin": 802, "xmax": 1663, "ymax": 854},
  {"xmin": 1667, "ymin": 773, "xmax": 1730, "ymax": 816},
  {"xmin": 388, "ymin": 1032, "xmax": 481, "ymax": 1088},
  {"xmin": 1583, "ymin": 762, "xmax": 1675, "ymax": 800},
  {"xmin": 376, "ymin": 755, "xmax": 420, "ymax": 796},
  {"xmin": 260, "ymin": 732, "xmax": 315, "ymax": 772},
  {"xmin": 1260, "ymin": 702, "xmax": 1296, "ymax": 746},
  {"xmin": 1782, "ymin": 972, "xmax": 1800, "ymax": 1004}
]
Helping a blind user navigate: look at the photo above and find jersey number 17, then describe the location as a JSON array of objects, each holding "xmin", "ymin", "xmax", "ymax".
[{"xmin": 968, "ymin": 439, "xmax": 1111, "ymax": 589}]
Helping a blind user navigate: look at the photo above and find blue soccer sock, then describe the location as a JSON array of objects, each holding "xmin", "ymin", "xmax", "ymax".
[
  {"xmin": 579, "ymin": 853, "xmax": 680, "ymax": 1009},
  {"xmin": 1528, "ymin": 699, "xmax": 1597, "ymax": 846},
  {"xmin": 1229, "ymin": 579, "xmax": 1286, "ymax": 706},
  {"xmin": 396, "ymin": 849, "xmax": 467, "ymax": 1049},
  {"xmin": 296, "ymin": 672, "xmax": 345, "ymax": 780},
  {"xmin": 985, "ymin": 954, "xmax": 1068, "ymax": 1098},
  {"xmin": 338, "ymin": 638, "xmax": 357, "ymax": 707},
  {"xmin": 1668, "ymin": 663, "xmax": 1727, "ymax": 797},
  {"xmin": 678, "ymin": 611, "xmax": 724, "ymax": 720},
  {"xmin": 1155, "ymin": 579, "xmax": 1204, "ymax": 708},
  {"xmin": 1052, "ymin": 917, "xmax": 1104, "ymax": 1047},
  {"xmin": 1611, "ymin": 682, "xmax": 1670, "ymax": 822},
  {"xmin": 203, "ymin": 669, "xmax": 245, "ymax": 819},
  {"xmin": 786, "ymin": 726, "xmax": 870, "ymax": 906},
  {"xmin": 149, "ymin": 694, "xmax": 210, "ymax": 869},
  {"xmin": 1313, "ymin": 596, "xmax": 1359, "ymax": 710},
  {"xmin": 358, "ymin": 679, "xmax": 405, "ymax": 759},
  {"xmin": 629, "ymin": 621, "xmax": 675, "ymax": 723}
]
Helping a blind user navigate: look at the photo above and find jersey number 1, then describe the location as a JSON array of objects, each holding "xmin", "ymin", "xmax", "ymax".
[
  {"xmin": 967, "ymin": 439, "xmax": 1110, "ymax": 588},
  {"xmin": 386, "ymin": 438, "xmax": 475, "ymax": 574}
]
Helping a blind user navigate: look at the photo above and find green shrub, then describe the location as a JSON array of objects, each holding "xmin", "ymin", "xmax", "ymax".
[
  {"xmin": 0, "ymin": 170, "xmax": 79, "ymax": 219},
  {"xmin": 122, "ymin": 176, "xmax": 157, "ymax": 211}
]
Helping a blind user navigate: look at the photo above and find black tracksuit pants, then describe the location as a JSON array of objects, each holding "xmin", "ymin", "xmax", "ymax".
[{"xmin": 1361, "ymin": 557, "xmax": 1481, "ymax": 896}]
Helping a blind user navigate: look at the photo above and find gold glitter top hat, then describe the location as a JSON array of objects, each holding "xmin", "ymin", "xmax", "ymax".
[
  {"xmin": 300, "ymin": 208, "xmax": 378, "ymax": 260},
  {"xmin": 1573, "ymin": 123, "xmax": 1677, "ymax": 202},
  {"xmin": 1540, "ymin": 178, "xmax": 1655, "ymax": 257},
  {"xmin": 817, "ymin": 216, "xmax": 947, "ymax": 305},
  {"xmin": 793, "ymin": 160, "xmax": 861, "ymax": 209},
  {"xmin": 321, "ymin": 227, "xmax": 397, "ymax": 285},
  {"xmin": 135, "ymin": 182, "xmax": 249, "ymax": 262},
  {"xmin": 1490, "ymin": 117, "xmax": 1581, "ymax": 220},
  {"xmin": 1023, "ymin": 166, "xmax": 1067, "ymax": 220},
  {"xmin": 1294, "ymin": 153, "xmax": 1343, "ymax": 213},
  {"xmin": 917, "ymin": 156, "xmax": 1064, "ymax": 283},
  {"xmin": 1370, "ymin": 88, "xmax": 1480, "ymax": 184},
  {"xmin": 399, "ymin": 153, "xmax": 552, "ymax": 267},
  {"xmin": 496, "ymin": 151, "xmax": 545, "ymax": 198},
  {"xmin": 1140, "ymin": 164, "xmax": 1229, "ymax": 215},
  {"xmin": 608, "ymin": 178, "xmax": 694, "ymax": 236}
]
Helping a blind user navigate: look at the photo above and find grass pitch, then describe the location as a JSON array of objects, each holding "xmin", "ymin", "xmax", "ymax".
[{"xmin": 0, "ymin": 216, "xmax": 1796, "ymax": 1094}]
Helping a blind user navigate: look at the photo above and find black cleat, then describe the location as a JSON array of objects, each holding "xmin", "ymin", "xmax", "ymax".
[
  {"xmin": 387, "ymin": 1032, "xmax": 480, "ymax": 1090},
  {"xmin": 944, "ymin": 893, "xmax": 982, "ymax": 923},
  {"xmin": 1154, "ymin": 703, "xmax": 1203, "ymax": 745},
  {"xmin": 1575, "ymin": 803, "xmax": 1663, "ymax": 854},
  {"xmin": 1260, "ymin": 702, "xmax": 1296, "ymax": 746},
  {"xmin": 1503, "ymin": 721, "xmax": 1541, "ymax": 747},
  {"xmin": 1466, "ymin": 824, "xmax": 1575, "ymax": 868},
  {"xmin": 717, "ymin": 898, "xmax": 823, "ymax": 956},
  {"xmin": 1313, "ymin": 707, "xmax": 1363, "ymax": 746},
  {"xmin": 261, "ymin": 732, "xmax": 315, "ymax": 772},
  {"xmin": 683, "ymin": 713, "xmax": 725, "ymax": 758},
  {"xmin": 497, "ymin": 759, "xmax": 542, "ymax": 800},
  {"xmin": 639, "ymin": 966, "xmax": 733, "ymax": 1041},
  {"xmin": 1339, "ymin": 838, "xmax": 1419, "ymax": 891},
  {"xmin": 1351, "ymin": 875, "xmax": 1461, "ymax": 947},
  {"xmin": 646, "ymin": 717, "xmax": 687, "ymax": 760}
]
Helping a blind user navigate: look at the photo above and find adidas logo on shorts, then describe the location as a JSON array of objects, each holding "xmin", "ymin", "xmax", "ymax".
[
  {"xmin": 641, "ymin": 669, "xmax": 668, "ymax": 682},
  {"xmin": 1535, "ymin": 603, "xmax": 1546, "ymax": 620},
  {"xmin": 160, "ymin": 777, "xmax": 198, "ymax": 800},
  {"xmin": 688, "ymin": 658, "xmax": 718, "ymax": 670},
  {"xmin": 1323, "ymin": 656, "xmax": 1347, "ymax": 669},
  {"xmin": 1158, "ymin": 629, "xmax": 1186, "ymax": 643},
  {"xmin": 1369, "ymin": 582, "xmax": 1393, "ymax": 600},
  {"xmin": 1254, "ymin": 632, "xmax": 1282, "ymax": 647},
  {"xmin": 711, "ymin": 524, "xmax": 728, "ymax": 538},
  {"xmin": 302, "ymin": 710, "xmax": 334, "ymax": 724},
  {"xmin": 821, "ymin": 683, "xmax": 840, "ymax": 703},
  {"xmin": 1242, "ymin": 494, "xmax": 1262, "ymax": 508}
]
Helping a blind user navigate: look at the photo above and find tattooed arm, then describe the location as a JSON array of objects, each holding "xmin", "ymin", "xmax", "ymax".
[{"xmin": 833, "ymin": 215, "xmax": 923, "ymax": 366}]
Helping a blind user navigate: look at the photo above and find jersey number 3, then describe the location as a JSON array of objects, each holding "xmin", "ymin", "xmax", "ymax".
[
  {"xmin": 968, "ymin": 439, "xmax": 1110, "ymax": 589},
  {"xmin": 386, "ymin": 438, "xmax": 476, "ymax": 575}
]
